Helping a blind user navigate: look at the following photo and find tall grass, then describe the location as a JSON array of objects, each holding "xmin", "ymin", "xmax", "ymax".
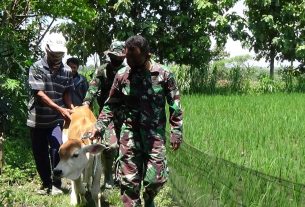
[
  {"xmin": 168, "ymin": 93, "xmax": 305, "ymax": 206},
  {"xmin": 181, "ymin": 93, "xmax": 305, "ymax": 182}
]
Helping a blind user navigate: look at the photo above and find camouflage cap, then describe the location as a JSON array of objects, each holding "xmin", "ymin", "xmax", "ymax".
[{"xmin": 104, "ymin": 40, "xmax": 125, "ymax": 57}]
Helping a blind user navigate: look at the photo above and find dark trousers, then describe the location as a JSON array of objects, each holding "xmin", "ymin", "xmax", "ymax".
[{"xmin": 30, "ymin": 124, "xmax": 62, "ymax": 187}]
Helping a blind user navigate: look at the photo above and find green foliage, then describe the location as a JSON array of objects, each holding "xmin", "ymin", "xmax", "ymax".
[
  {"xmin": 280, "ymin": 67, "xmax": 305, "ymax": 92},
  {"xmin": 0, "ymin": 0, "xmax": 101, "ymax": 138},
  {"xmin": 0, "ymin": 75, "xmax": 28, "ymax": 136},
  {"xmin": 257, "ymin": 73, "xmax": 284, "ymax": 93},
  {"xmin": 171, "ymin": 55, "xmax": 260, "ymax": 94},
  {"xmin": 231, "ymin": 0, "xmax": 305, "ymax": 77},
  {"xmin": 171, "ymin": 55, "xmax": 305, "ymax": 94},
  {"xmin": 170, "ymin": 64, "xmax": 192, "ymax": 93},
  {"xmin": 35, "ymin": 0, "xmax": 97, "ymax": 25},
  {"xmin": 0, "ymin": 182, "xmax": 71, "ymax": 207},
  {"xmin": 229, "ymin": 65, "xmax": 244, "ymax": 92},
  {"xmin": 55, "ymin": 0, "xmax": 242, "ymax": 71},
  {"xmin": 1, "ymin": 136, "xmax": 36, "ymax": 185},
  {"xmin": 79, "ymin": 66, "xmax": 95, "ymax": 81},
  {"xmin": 280, "ymin": 67, "xmax": 296, "ymax": 92}
]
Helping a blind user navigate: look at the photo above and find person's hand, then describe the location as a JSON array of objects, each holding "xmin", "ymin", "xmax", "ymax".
[
  {"xmin": 171, "ymin": 142, "xmax": 181, "ymax": 151},
  {"xmin": 58, "ymin": 107, "xmax": 72, "ymax": 121},
  {"xmin": 91, "ymin": 127, "xmax": 100, "ymax": 137},
  {"xmin": 83, "ymin": 127, "xmax": 102, "ymax": 141},
  {"xmin": 170, "ymin": 134, "xmax": 182, "ymax": 151}
]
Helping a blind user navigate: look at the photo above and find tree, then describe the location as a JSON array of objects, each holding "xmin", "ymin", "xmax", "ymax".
[
  {"xmin": 238, "ymin": 0, "xmax": 305, "ymax": 78},
  {"xmin": 242, "ymin": 0, "xmax": 282, "ymax": 78},
  {"xmin": 0, "ymin": 0, "xmax": 98, "ymax": 138},
  {"xmin": 57, "ymin": 0, "xmax": 240, "ymax": 68},
  {"xmin": 280, "ymin": 1, "xmax": 305, "ymax": 64}
]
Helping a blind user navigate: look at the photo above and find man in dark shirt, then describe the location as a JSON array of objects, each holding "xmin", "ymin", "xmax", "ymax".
[
  {"xmin": 67, "ymin": 57, "xmax": 88, "ymax": 106},
  {"xmin": 27, "ymin": 33, "xmax": 74, "ymax": 195}
]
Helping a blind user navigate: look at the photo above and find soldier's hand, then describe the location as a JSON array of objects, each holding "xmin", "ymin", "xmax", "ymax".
[
  {"xmin": 170, "ymin": 134, "xmax": 182, "ymax": 151},
  {"xmin": 171, "ymin": 142, "xmax": 181, "ymax": 151},
  {"xmin": 89, "ymin": 127, "xmax": 102, "ymax": 140}
]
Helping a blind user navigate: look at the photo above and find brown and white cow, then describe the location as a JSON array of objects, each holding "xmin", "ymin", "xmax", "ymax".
[{"xmin": 53, "ymin": 106, "xmax": 105, "ymax": 207}]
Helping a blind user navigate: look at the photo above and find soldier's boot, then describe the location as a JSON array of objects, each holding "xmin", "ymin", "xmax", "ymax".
[
  {"xmin": 121, "ymin": 185, "xmax": 142, "ymax": 207},
  {"xmin": 102, "ymin": 151, "xmax": 114, "ymax": 189},
  {"xmin": 143, "ymin": 190, "xmax": 156, "ymax": 207},
  {"xmin": 144, "ymin": 199, "xmax": 155, "ymax": 207}
]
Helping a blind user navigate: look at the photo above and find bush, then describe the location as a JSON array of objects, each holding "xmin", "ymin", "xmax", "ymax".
[
  {"xmin": 257, "ymin": 74, "xmax": 284, "ymax": 93},
  {"xmin": 170, "ymin": 64, "xmax": 192, "ymax": 93},
  {"xmin": 280, "ymin": 67, "xmax": 305, "ymax": 93},
  {"xmin": 1, "ymin": 136, "xmax": 36, "ymax": 185},
  {"xmin": 170, "ymin": 55, "xmax": 260, "ymax": 94}
]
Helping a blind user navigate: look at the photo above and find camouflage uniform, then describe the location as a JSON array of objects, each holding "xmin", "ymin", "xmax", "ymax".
[
  {"xmin": 83, "ymin": 41, "xmax": 126, "ymax": 110},
  {"xmin": 96, "ymin": 61, "xmax": 183, "ymax": 207},
  {"xmin": 83, "ymin": 41, "xmax": 125, "ymax": 188}
]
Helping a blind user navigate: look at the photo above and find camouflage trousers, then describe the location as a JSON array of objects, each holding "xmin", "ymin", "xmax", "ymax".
[
  {"xmin": 101, "ymin": 121, "xmax": 120, "ymax": 188},
  {"xmin": 117, "ymin": 128, "xmax": 168, "ymax": 207}
]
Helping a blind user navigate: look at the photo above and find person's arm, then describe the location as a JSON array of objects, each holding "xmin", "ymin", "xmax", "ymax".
[
  {"xmin": 95, "ymin": 73, "xmax": 122, "ymax": 133},
  {"xmin": 36, "ymin": 90, "xmax": 72, "ymax": 120},
  {"xmin": 165, "ymin": 71, "xmax": 183, "ymax": 151},
  {"xmin": 63, "ymin": 90, "xmax": 74, "ymax": 109},
  {"xmin": 83, "ymin": 68, "xmax": 102, "ymax": 106},
  {"xmin": 29, "ymin": 64, "xmax": 72, "ymax": 120}
]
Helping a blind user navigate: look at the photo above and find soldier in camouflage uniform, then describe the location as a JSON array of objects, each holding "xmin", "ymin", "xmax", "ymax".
[
  {"xmin": 94, "ymin": 35, "xmax": 183, "ymax": 207},
  {"xmin": 83, "ymin": 41, "xmax": 126, "ymax": 189}
]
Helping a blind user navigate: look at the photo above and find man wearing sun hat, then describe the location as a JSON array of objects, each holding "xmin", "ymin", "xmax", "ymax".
[
  {"xmin": 27, "ymin": 33, "xmax": 74, "ymax": 195},
  {"xmin": 83, "ymin": 40, "xmax": 126, "ymax": 189}
]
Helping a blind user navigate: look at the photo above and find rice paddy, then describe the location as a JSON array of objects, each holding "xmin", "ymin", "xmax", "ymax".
[{"xmin": 168, "ymin": 93, "xmax": 305, "ymax": 206}]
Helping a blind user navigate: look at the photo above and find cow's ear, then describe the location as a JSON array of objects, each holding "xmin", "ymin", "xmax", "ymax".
[{"xmin": 82, "ymin": 144, "xmax": 106, "ymax": 155}]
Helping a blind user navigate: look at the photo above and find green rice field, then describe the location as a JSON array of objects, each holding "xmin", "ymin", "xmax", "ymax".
[{"xmin": 168, "ymin": 93, "xmax": 305, "ymax": 206}]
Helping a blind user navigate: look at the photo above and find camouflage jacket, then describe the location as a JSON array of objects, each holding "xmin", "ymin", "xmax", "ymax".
[
  {"xmin": 96, "ymin": 61, "xmax": 183, "ymax": 144},
  {"xmin": 83, "ymin": 63, "xmax": 124, "ymax": 108}
]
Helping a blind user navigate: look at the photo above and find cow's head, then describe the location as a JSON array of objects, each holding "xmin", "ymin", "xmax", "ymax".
[{"xmin": 53, "ymin": 139, "xmax": 105, "ymax": 180}]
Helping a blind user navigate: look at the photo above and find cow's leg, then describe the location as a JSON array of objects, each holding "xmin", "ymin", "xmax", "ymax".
[
  {"xmin": 101, "ymin": 149, "xmax": 115, "ymax": 188},
  {"xmin": 84, "ymin": 155, "xmax": 93, "ymax": 191},
  {"xmin": 70, "ymin": 178, "xmax": 86, "ymax": 206},
  {"xmin": 70, "ymin": 179, "xmax": 79, "ymax": 205},
  {"xmin": 91, "ymin": 155, "xmax": 102, "ymax": 207}
]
